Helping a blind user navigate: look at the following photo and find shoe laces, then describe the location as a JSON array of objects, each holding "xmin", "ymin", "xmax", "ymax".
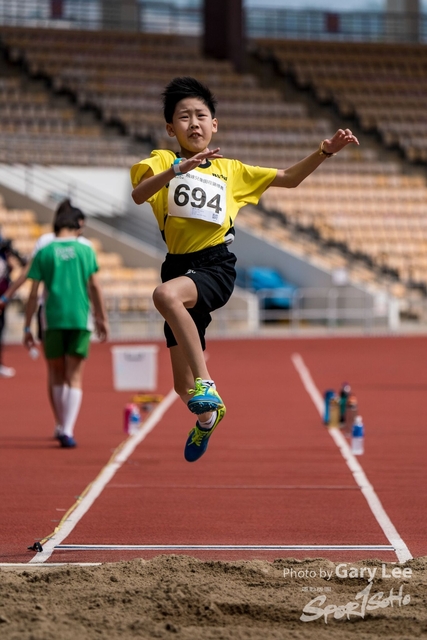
[
  {"xmin": 190, "ymin": 425, "xmax": 208, "ymax": 446},
  {"xmin": 188, "ymin": 378, "xmax": 206, "ymax": 396}
]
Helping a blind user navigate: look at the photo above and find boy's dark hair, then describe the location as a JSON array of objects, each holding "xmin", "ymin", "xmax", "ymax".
[
  {"xmin": 53, "ymin": 199, "xmax": 85, "ymax": 233},
  {"xmin": 162, "ymin": 76, "xmax": 217, "ymax": 123}
]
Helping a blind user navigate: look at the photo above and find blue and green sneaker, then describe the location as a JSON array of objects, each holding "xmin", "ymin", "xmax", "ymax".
[
  {"xmin": 184, "ymin": 406, "xmax": 226, "ymax": 462},
  {"xmin": 187, "ymin": 378, "xmax": 224, "ymax": 415}
]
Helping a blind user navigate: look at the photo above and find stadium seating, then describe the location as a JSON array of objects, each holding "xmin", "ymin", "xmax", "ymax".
[
  {"xmin": 0, "ymin": 31, "xmax": 145, "ymax": 166},
  {"xmin": 237, "ymin": 205, "xmax": 416, "ymax": 304},
  {"xmin": 2, "ymin": 25, "xmax": 427, "ymax": 295},
  {"xmin": 257, "ymin": 38, "xmax": 427, "ymax": 163},
  {"xmin": 260, "ymin": 170, "xmax": 427, "ymax": 287},
  {"xmin": 249, "ymin": 38, "xmax": 427, "ymax": 292},
  {"xmin": 1, "ymin": 26, "xmax": 353, "ymax": 165}
]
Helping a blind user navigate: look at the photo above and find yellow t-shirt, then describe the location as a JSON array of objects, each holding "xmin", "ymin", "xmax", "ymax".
[{"xmin": 130, "ymin": 149, "xmax": 277, "ymax": 254}]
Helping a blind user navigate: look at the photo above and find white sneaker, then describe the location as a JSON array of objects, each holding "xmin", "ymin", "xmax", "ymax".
[{"xmin": 0, "ymin": 365, "xmax": 16, "ymax": 378}]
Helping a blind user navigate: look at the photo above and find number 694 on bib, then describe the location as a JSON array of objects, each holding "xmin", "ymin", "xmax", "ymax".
[{"xmin": 168, "ymin": 173, "xmax": 227, "ymax": 226}]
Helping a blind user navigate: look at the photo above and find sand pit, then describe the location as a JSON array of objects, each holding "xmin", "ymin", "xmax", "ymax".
[{"xmin": 0, "ymin": 555, "xmax": 426, "ymax": 639}]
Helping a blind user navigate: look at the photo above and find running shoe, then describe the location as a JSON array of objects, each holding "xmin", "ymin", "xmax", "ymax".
[
  {"xmin": 187, "ymin": 378, "xmax": 224, "ymax": 415},
  {"xmin": 59, "ymin": 435, "xmax": 77, "ymax": 448},
  {"xmin": 54, "ymin": 425, "xmax": 63, "ymax": 440},
  {"xmin": 184, "ymin": 406, "xmax": 226, "ymax": 462}
]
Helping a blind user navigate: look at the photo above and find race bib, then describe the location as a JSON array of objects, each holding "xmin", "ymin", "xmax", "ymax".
[{"xmin": 168, "ymin": 170, "xmax": 227, "ymax": 226}]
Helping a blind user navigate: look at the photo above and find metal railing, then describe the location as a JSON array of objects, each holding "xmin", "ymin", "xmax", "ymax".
[
  {"xmin": 0, "ymin": 163, "xmax": 126, "ymax": 217},
  {"xmin": 246, "ymin": 8, "xmax": 423, "ymax": 43},
  {"xmin": 4, "ymin": 290, "xmax": 260, "ymax": 343},
  {"xmin": 4, "ymin": 284, "xmax": 412, "ymax": 345},
  {"xmin": 0, "ymin": 0, "xmax": 102, "ymax": 30},
  {"xmin": 0, "ymin": 2, "xmax": 426, "ymax": 44},
  {"xmin": 8, "ymin": 265, "xmax": 427, "ymax": 345},
  {"xmin": 255, "ymin": 287, "xmax": 402, "ymax": 331},
  {"xmin": 0, "ymin": 163, "xmax": 165, "ymax": 252}
]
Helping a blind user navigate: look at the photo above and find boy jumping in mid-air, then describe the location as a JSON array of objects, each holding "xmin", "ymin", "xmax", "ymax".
[{"xmin": 131, "ymin": 76, "xmax": 358, "ymax": 463}]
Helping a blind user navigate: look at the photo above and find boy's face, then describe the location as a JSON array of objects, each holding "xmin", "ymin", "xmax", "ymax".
[{"xmin": 166, "ymin": 97, "xmax": 218, "ymax": 156}]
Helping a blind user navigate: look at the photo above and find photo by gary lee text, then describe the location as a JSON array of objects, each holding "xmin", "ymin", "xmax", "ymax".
[{"xmin": 283, "ymin": 563, "xmax": 413, "ymax": 581}]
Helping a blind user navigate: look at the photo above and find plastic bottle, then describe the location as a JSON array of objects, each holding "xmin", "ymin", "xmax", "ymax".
[
  {"xmin": 351, "ymin": 416, "xmax": 364, "ymax": 455},
  {"xmin": 328, "ymin": 395, "xmax": 340, "ymax": 427},
  {"xmin": 128, "ymin": 405, "xmax": 141, "ymax": 435},
  {"xmin": 323, "ymin": 390, "xmax": 335, "ymax": 425},
  {"xmin": 339, "ymin": 383, "xmax": 351, "ymax": 424},
  {"xmin": 344, "ymin": 395, "xmax": 358, "ymax": 436},
  {"xmin": 124, "ymin": 402, "xmax": 138, "ymax": 433}
]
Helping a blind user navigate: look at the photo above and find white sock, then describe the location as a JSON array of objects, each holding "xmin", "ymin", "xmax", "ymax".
[
  {"xmin": 52, "ymin": 385, "xmax": 66, "ymax": 427},
  {"xmin": 198, "ymin": 411, "xmax": 217, "ymax": 430},
  {"xmin": 62, "ymin": 387, "xmax": 83, "ymax": 438},
  {"xmin": 62, "ymin": 384, "xmax": 70, "ymax": 412},
  {"xmin": 201, "ymin": 379, "xmax": 216, "ymax": 389}
]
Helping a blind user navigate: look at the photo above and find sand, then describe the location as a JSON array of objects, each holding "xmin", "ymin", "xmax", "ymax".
[{"xmin": 1, "ymin": 556, "xmax": 426, "ymax": 640}]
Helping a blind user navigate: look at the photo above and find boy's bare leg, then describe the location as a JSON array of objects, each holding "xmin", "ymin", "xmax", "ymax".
[
  {"xmin": 153, "ymin": 277, "xmax": 210, "ymax": 381},
  {"xmin": 48, "ymin": 357, "xmax": 66, "ymax": 386},
  {"xmin": 154, "ymin": 277, "xmax": 223, "ymax": 435},
  {"xmin": 65, "ymin": 354, "xmax": 85, "ymax": 389},
  {"xmin": 170, "ymin": 344, "xmax": 213, "ymax": 423},
  {"xmin": 170, "ymin": 340, "xmax": 224, "ymax": 463}
]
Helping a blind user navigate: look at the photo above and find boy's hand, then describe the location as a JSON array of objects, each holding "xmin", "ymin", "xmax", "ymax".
[
  {"xmin": 95, "ymin": 318, "xmax": 109, "ymax": 342},
  {"xmin": 178, "ymin": 148, "xmax": 223, "ymax": 174},
  {"xmin": 322, "ymin": 129, "xmax": 359, "ymax": 155},
  {"xmin": 23, "ymin": 329, "xmax": 35, "ymax": 350}
]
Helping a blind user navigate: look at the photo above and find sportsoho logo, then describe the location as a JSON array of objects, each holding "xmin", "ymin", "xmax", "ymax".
[{"xmin": 284, "ymin": 563, "xmax": 412, "ymax": 624}]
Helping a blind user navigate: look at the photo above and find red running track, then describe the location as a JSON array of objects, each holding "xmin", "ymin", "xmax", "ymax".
[{"xmin": 0, "ymin": 336, "xmax": 425, "ymax": 565}]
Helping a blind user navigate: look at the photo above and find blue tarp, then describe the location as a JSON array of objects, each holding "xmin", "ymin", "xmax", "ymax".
[{"xmin": 236, "ymin": 266, "xmax": 297, "ymax": 309}]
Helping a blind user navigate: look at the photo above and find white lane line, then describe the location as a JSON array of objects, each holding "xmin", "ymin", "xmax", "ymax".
[
  {"xmin": 0, "ymin": 563, "xmax": 102, "ymax": 569},
  {"xmin": 29, "ymin": 388, "xmax": 178, "ymax": 564},
  {"xmin": 291, "ymin": 353, "xmax": 413, "ymax": 564},
  {"xmin": 106, "ymin": 484, "xmax": 358, "ymax": 490},
  {"xmin": 56, "ymin": 544, "xmax": 394, "ymax": 551}
]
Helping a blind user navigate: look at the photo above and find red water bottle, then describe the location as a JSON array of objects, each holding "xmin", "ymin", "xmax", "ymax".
[{"xmin": 124, "ymin": 403, "xmax": 140, "ymax": 434}]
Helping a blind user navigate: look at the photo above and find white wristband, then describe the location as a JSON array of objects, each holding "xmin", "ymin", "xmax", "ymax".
[{"xmin": 172, "ymin": 158, "xmax": 183, "ymax": 175}]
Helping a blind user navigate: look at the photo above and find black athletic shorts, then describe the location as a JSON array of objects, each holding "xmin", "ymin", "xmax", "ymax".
[{"xmin": 160, "ymin": 243, "xmax": 237, "ymax": 350}]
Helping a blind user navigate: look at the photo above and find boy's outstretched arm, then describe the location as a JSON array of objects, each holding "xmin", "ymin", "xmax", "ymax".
[
  {"xmin": 88, "ymin": 273, "xmax": 109, "ymax": 342},
  {"xmin": 132, "ymin": 148, "xmax": 222, "ymax": 205},
  {"xmin": 271, "ymin": 129, "xmax": 359, "ymax": 189},
  {"xmin": 23, "ymin": 279, "xmax": 40, "ymax": 350}
]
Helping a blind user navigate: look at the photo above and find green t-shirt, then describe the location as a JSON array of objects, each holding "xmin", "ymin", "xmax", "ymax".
[{"xmin": 28, "ymin": 238, "xmax": 98, "ymax": 330}]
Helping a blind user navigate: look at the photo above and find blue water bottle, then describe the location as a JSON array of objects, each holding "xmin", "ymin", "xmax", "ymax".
[
  {"xmin": 324, "ymin": 390, "xmax": 335, "ymax": 425},
  {"xmin": 351, "ymin": 416, "xmax": 364, "ymax": 455}
]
